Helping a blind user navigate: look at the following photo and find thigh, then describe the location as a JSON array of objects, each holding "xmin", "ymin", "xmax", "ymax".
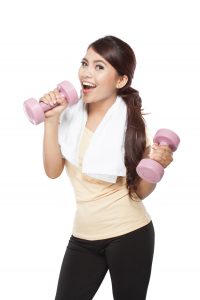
[
  {"xmin": 105, "ymin": 222, "xmax": 155, "ymax": 300},
  {"xmin": 55, "ymin": 236, "xmax": 108, "ymax": 300}
]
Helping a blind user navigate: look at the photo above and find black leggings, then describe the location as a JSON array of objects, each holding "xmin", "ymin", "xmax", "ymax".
[{"xmin": 55, "ymin": 221, "xmax": 155, "ymax": 300}]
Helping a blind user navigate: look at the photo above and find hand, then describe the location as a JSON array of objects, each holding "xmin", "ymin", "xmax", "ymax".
[
  {"xmin": 149, "ymin": 143, "xmax": 173, "ymax": 168},
  {"xmin": 39, "ymin": 88, "xmax": 68, "ymax": 119}
]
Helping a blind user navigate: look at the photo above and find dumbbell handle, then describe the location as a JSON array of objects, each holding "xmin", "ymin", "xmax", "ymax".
[
  {"xmin": 136, "ymin": 128, "xmax": 180, "ymax": 183},
  {"xmin": 39, "ymin": 89, "xmax": 66, "ymax": 112},
  {"xmin": 157, "ymin": 141, "xmax": 169, "ymax": 146},
  {"xmin": 24, "ymin": 80, "xmax": 79, "ymax": 125},
  {"xmin": 153, "ymin": 128, "xmax": 180, "ymax": 152}
]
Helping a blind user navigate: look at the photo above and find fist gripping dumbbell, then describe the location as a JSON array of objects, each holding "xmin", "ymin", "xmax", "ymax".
[
  {"xmin": 136, "ymin": 128, "xmax": 180, "ymax": 183},
  {"xmin": 23, "ymin": 81, "xmax": 79, "ymax": 125}
]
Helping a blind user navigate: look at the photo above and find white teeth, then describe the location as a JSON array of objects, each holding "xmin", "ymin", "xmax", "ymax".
[{"xmin": 82, "ymin": 81, "xmax": 96, "ymax": 87}]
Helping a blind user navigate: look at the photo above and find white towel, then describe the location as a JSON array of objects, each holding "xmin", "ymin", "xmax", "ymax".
[{"xmin": 58, "ymin": 96, "xmax": 127, "ymax": 183}]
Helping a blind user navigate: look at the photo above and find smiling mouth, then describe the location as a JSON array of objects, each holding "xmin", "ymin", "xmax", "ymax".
[{"xmin": 82, "ymin": 81, "xmax": 97, "ymax": 91}]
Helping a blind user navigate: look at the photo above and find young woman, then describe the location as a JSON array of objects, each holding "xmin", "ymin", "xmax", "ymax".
[{"xmin": 40, "ymin": 36, "xmax": 173, "ymax": 300}]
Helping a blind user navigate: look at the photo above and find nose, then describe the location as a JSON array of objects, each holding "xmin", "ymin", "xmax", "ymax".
[{"xmin": 82, "ymin": 66, "xmax": 93, "ymax": 78}]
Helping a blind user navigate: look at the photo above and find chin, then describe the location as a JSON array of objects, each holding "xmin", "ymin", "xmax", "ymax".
[
  {"xmin": 82, "ymin": 97, "xmax": 89, "ymax": 102},
  {"xmin": 82, "ymin": 96, "xmax": 93, "ymax": 103}
]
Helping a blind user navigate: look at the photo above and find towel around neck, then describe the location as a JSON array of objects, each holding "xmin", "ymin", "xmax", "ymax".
[{"xmin": 58, "ymin": 96, "xmax": 128, "ymax": 183}]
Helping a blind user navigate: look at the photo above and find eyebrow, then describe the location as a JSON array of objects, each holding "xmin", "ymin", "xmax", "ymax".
[{"xmin": 82, "ymin": 58, "xmax": 107, "ymax": 65}]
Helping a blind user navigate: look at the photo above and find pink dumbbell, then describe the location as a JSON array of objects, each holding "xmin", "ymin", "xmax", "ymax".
[
  {"xmin": 136, "ymin": 128, "xmax": 180, "ymax": 183},
  {"xmin": 23, "ymin": 80, "xmax": 79, "ymax": 125}
]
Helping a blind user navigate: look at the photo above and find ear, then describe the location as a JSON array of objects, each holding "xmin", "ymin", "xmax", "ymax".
[{"xmin": 116, "ymin": 75, "xmax": 128, "ymax": 89}]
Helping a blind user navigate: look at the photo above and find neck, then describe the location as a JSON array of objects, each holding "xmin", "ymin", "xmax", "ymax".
[{"xmin": 87, "ymin": 95, "xmax": 117, "ymax": 116}]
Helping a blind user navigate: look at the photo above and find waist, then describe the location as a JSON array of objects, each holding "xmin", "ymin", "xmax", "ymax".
[{"xmin": 72, "ymin": 195, "xmax": 151, "ymax": 240}]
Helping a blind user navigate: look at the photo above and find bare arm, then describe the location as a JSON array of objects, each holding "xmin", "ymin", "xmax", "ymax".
[
  {"xmin": 135, "ymin": 146, "xmax": 157, "ymax": 199},
  {"xmin": 135, "ymin": 144, "xmax": 173, "ymax": 200},
  {"xmin": 43, "ymin": 118, "xmax": 65, "ymax": 178},
  {"xmin": 41, "ymin": 88, "xmax": 68, "ymax": 178},
  {"xmin": 135, "ymin": 179, "xmax": 157, "ymax": 200}
]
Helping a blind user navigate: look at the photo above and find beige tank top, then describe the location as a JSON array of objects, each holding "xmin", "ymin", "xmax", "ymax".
[{"xmin": 65, "ymin": 127, "xmax": 151, "ymax": 240}]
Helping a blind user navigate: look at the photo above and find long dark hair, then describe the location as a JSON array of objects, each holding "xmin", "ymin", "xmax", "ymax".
[{"xmin": 88, "ymin": 36, "xmax": 146, "ymax": 199}]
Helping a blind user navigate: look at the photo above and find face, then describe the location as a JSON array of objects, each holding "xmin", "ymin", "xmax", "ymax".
[{"xmin": 78, "ymin": 47, "xmax": 125, "ymax": 104}]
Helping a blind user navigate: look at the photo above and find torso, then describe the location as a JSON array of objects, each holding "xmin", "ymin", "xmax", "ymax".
[{"xmin": 85, "ymin": 114, "xmax": 106, "ymax": 133}]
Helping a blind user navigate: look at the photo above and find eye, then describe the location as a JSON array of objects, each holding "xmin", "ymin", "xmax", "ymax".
[
  {"xmin": 81, "ymin": 61, "xmax": 87, "ymax": 67},
  {"xmin": 96, "ymin": 64, "xmax": 104, "ymax": 70}
]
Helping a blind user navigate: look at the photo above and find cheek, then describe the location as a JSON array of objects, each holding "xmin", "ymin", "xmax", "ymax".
[
  {"xmin": 99, "ymin": 73, "xmax": 117, "ymax": 88},
  {"xmin": 78, "ymin": 67, "xmax": 83, "ymax": 80},
  {"xmin": 78, "ymin": 70, "xmax": 80, "ymax": 79}
]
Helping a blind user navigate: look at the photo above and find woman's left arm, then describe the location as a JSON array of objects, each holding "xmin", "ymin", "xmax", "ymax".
[{"xmin": 135, "ymin": 144, "xmax": 173, "ymax": 200}]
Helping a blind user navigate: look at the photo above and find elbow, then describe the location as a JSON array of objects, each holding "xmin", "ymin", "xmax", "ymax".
[
  {"xmin": 45, "ymin": 171, "xmax": 61, "ymax": 179},
  {"xmin": 135, "ymin": 181, "xmax": 157, "ymax": 200},
  {"xmin": 46, "ymin": 173, "xmax": 60, "ymax": 179},
  {"xmin": 44, "ymin": 160, "xmax": 65, "ymax": 179},
  {"xmin": 134, "ymin": 190, "xmax": 146, "ymax": 200},
  {"xmin": 44, "ymin": 167, "xmax": 64, "ymax": 179}
]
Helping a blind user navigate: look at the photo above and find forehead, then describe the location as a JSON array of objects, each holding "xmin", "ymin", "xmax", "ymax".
[
  {"xmin": 82, "ymin": 47, "xmax": 119, "ymax": 76},
  {"xmin": 83, "ymin": 47, "xmax": 107, "ymax": 63}
]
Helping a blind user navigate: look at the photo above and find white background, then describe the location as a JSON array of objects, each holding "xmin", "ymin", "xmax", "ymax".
[{"xmin": 0, "ymin": 0, "xmax": 199, "ymax": 299}]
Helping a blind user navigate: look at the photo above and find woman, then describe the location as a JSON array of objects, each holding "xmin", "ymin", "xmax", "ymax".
[{"xmin": 40, "ymin": 36, "xmax": 173, "ymax": 300}]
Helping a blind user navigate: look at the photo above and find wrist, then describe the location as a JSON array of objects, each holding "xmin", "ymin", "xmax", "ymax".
[{"xmin": 44, "ymin": 116, "xmax": 60, "ymax": 127}]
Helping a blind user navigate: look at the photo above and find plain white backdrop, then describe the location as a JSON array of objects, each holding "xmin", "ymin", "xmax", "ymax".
[{"xmin": 0, "ymin": 0, "xmax": 199, "ymax": 299}]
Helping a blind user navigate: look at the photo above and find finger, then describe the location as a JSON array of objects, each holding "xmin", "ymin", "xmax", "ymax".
[
  {"xmin": 150, "ymin": 151, "xmax": 173, "ymax": 162},
  {"xmin": 151, "ymin": 143, "xmax": 159, "ymax": 150},
  {"xmin": 53, "ymin": 88, "xmax": 60, "ymax": 99},
  {"xmin": 39, "ymin": 96, "xmax": 49, "ymax": 105},
  {"xmin": 55, "ymin": 90, "xmax": 66, "ymax": 105},
  {"xmin": 151, "ymin": 151, "xmax": 173, "ymax": 161},
  {"xmin": 158, "ymin": 144, "xmax": 173, "ymax": 152},
  {"xmin": 56, "ymin": 97, "xmax": 67, "ymax": 106},
  {"xmin": 149, "ymin": 151, "xmax": 173, "ymax": 167},
  {"xmin": 39, "ymin": 93, "xmax": 54, "ymax": 106},
  {"xmin": 155, "ymin": 146, "xmax": 173, "ymax": 155},
  {"xmin": 45, "ymin": 92, "xmax": 57, "ymax": 106},
  {"xmin": 49, "ymin": 91, "xmax": 57, "ymax": 105}
]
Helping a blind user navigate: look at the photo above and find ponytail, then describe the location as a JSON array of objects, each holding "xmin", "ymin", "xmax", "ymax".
[
  {"xmin": 119, "ymin": 87, "xmax": 146, "ymax": 200},
  {"xmin": 88, "ymin": 35, "xmax": 147, "ymax": 200}
]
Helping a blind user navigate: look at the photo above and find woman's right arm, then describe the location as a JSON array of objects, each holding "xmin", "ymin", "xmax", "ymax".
[
  {"xmin": 41, "ymin": 88, "xmax": 68, "ymax": 178},
  {"xmin": 43, "ymin": 118, "xmax": 65, "ymax": 178}
]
